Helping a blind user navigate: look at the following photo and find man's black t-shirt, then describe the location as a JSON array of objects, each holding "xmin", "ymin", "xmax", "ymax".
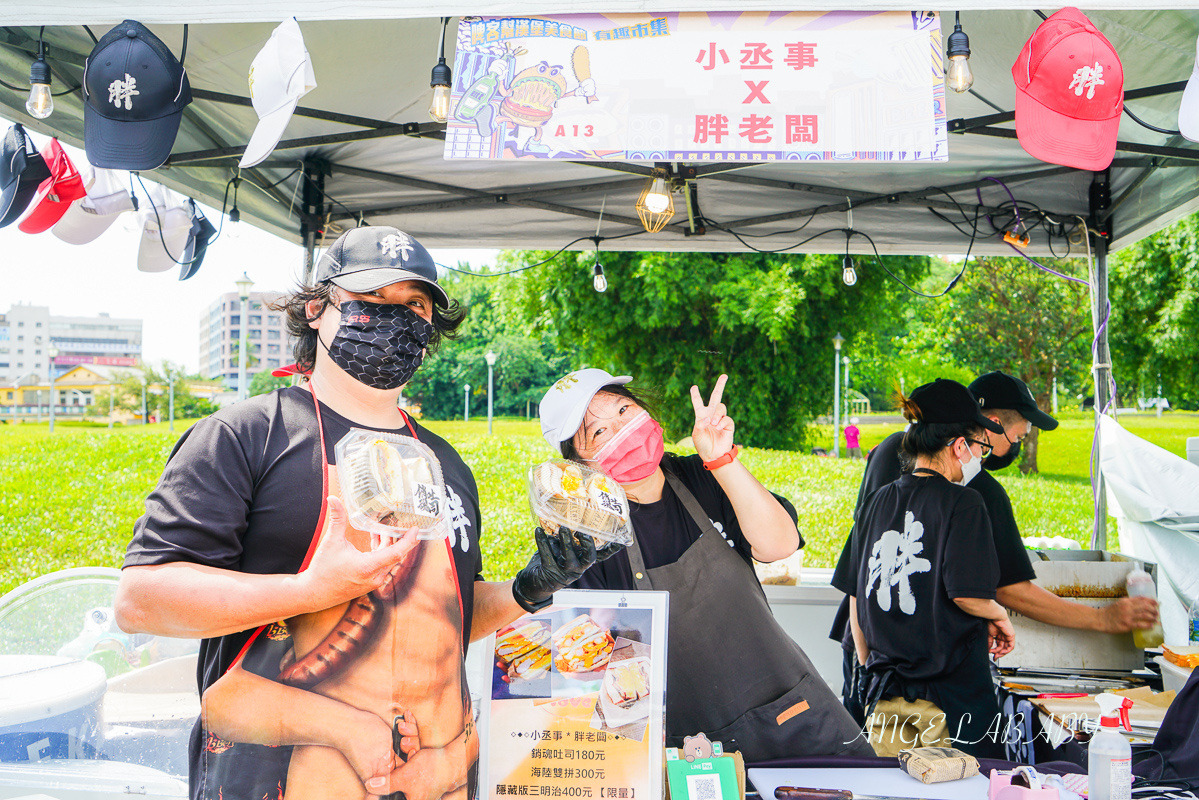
[
  {"xmin": 573, "ymin": 453, "xmax": 800, "ymax": 591},
  {"xmin": 831, "ymin": 472, "xmax": 999, "ymax": 680},
  {"xmin": 123, "ymin": 386, "xmax": 484, "ymax": 796}
]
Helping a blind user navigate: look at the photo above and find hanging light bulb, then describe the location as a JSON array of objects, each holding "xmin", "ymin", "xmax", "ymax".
[
  {"xmin": 841, "ymin": 254, "xmax": 858, "ymax": 286},
  {"xmin": 635, "ymin": 168, "xmax": 675, "ymax": 233},
  {"xmin": 592, "ymin": 260, "xmax": 608, "ymax": 293},
  {"xmin": 225, "ymin": 177, "xmax": 242, "ymax": 239},
  {"xmin": 226, "ymin": 205, "xmax": 242, "ymax": 239},
  {"xmin": 26, "ymin": 40, "xmax": 53, "ymax": 119},
  {"xmin": 428, "ymin": 18, "xmax": 453, "ymax": 123},
  {"xmin": 945, "ymin": 11, "xmax": 974, "ymax": 93},
  {"xmin": 644, "ymin": 177, "xmax": 671, "ymax": 214}
]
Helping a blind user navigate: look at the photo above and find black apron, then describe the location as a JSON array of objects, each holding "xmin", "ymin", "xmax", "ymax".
[
  {"xmin": 624, "ymin": 468, "xmax": 871, "ymax": 762},
  {"xmin": 858, "ymin": 630, "xmax": 1006, "ymax": 760}
]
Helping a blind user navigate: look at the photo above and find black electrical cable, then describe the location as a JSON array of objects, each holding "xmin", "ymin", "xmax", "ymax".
[
  {"xmin": 1122, "ymin": 105, "xmax": 1182, "ymax": 136},
  {"xmin": 435, "ymin": 230, "xmax": 649, "ymax": 277}
]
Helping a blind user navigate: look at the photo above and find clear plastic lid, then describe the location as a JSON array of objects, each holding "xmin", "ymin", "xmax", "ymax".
[
  {"xmin": 527, "ymin": 459, "xmax": 633, "ymax": 546},
  {"xmin": 334, "ymin": 428, "xmax": 448, "ymax": 540}
]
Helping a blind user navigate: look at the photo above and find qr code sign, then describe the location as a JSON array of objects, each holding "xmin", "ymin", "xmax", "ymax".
[{"xmin": 686, "ymin": 774, "xmax": 722, "ymax": 800}]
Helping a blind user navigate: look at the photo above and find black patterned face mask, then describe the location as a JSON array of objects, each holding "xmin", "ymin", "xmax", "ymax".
[{"xmin": 321, "ymin": 300, "xmax": 433, "ymax": 390}]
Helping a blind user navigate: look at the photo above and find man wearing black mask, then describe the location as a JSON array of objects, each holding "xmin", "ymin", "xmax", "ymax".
[
  {"xmin": 831, "ymin": 371, "xmax": 1159, "ymax": 723},
  {"xmin": 116, "ymin": 227, "xmax": 598, "ymax": 800}
]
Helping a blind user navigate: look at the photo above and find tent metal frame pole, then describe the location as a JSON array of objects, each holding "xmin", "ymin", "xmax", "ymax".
[
  {"xmin": 299, "ymin": 159, "xmax": 327, "ymax": 285},
  {"xmin": 1088, "ymin": 169, "xmax": 1113, "ymax": 551},
  {"xmin": 165, "ymin": 122, "xmax": 446, "ymax": 166}
]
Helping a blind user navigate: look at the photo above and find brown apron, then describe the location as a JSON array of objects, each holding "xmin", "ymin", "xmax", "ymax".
[
  {"xmin": 623, "ymin": 467, "xmax": 871, "ymax": 762},
  {"xmin": 199, "ymin": 389, "xmax": 472, "ymax": 800}
]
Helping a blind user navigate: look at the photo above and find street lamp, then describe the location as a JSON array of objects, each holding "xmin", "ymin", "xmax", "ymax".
[
  {"xmin": 47, "ymin": 346, "xmax": 58, "ymax": 433},
  {"xmin": 485, "ymin": 351, "xmax": 498, "ymax": 435},
  {"xmin": 832, "ymin": 333, "xmax": 844, "ymax": 458},
  {"xmin": 235, "ymin": 272, "xmax": 254, "ymax": 401},
  {"xmin": 464, "ymin": 383, "xmax": 471, "ymax": 422},
  {"xmin": 842, "ymin": 355, "xmax": 851, "ymax": 421},
  {"xmin": 168, "ymin": 371, "xmax": 175, "ymax": 432}
]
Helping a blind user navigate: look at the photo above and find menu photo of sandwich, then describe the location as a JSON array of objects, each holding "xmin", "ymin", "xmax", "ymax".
[
  {"xmin": 595, "ymin": 643, "xmax": 653, "ymax": 740},
  {"xmin": 551, "ymin": 614, "xmax": 615, "ymax": 677},
  {"xmin": 494, "ymin": 620, "xmax": 552, "ymax": 690}
]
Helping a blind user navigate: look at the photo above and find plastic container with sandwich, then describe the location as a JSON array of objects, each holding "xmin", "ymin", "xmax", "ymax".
[
  {"xmin": 528, "ymin": 460, "xmax": 632, "ymax": 547},
  {"xmin": 335, "ymin": 429, "xmax": 448, "ymax": 540}
]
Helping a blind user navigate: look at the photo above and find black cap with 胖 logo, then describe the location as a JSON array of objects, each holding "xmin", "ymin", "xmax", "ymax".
[
  {"xmin": 83, "ymin": 20, "xmax": 192, "ymax": 171},
  {"xmin": 315, "ymin": 226, "xmax": 450, "ymax": 307}
]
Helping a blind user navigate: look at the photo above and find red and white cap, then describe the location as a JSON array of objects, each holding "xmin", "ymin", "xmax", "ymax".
[
  {"xmin": 17, "ymin": 139, "xmax": 87, "ymax": 234},
  {"xmin": 1011, "ymin": 7, "xmax": 1123, "ymax": 171},
  {"xmin": 52, "ymin": 165, "xmax": 136, "ymax": 244}
]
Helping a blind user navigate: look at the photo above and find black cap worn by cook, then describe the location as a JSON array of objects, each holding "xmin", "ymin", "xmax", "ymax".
[
  {"xmin": 0, "ymin": 123, "xmax": 51, "ymax": 228},
  {"xmin": 969, "ymin": 371, "xmax": 1059, "ymax": 431},
  {"xmin": 315, "ymin": 226, "xmax": 450, "ymax": 307},
  {"xmin": 83, "ymin": 20, "xmax": 192, "ymax": 171},
  {"xmin": 909, "ymin": 378, "xmax": 1004, "ymax": 434}
]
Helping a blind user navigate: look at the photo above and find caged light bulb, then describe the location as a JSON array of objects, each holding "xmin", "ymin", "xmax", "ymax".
[
  {"xmin": 592, "ymin": 261, "xmax": 608, "ymax": 293},
  {"xmin": 841, "ymin": 254, "xmax": 857, "ymax": 286},
  {"xmin": 644, "ymin": 177, "xmax": 671, "ymax": 214},
  {"xmin": 946, "ymin": 55, "xmax": 974, "ymax": 93}
]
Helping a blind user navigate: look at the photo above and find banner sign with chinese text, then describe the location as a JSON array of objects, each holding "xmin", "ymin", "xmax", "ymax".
[
  {"xmin": 445, "ymin": 11, "xmax": 946, "ymax": 162},
  {"xmin": 479, "ymin": 589, "xmax": 668, "ymax": 800}
]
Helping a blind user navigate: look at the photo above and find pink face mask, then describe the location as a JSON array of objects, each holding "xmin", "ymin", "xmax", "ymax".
[{"xmin": 591, "ymin": 410, "xmax": 664, "ymax": 483}]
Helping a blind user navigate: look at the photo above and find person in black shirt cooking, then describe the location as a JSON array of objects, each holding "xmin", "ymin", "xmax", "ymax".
[
  {"xmin": 537, "ymin": 369, "xmax": 872, "ymax": 762},
  {"xmin": 832, "ymin": 378, "xmax": 1015, "ymax": 758},
  {"xmin": 830, "ymin": 371, "xmax": 1159, "ymax": 724}
]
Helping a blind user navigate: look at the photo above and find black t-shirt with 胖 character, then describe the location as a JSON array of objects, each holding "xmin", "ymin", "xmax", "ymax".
[
  {"xmin": 572, "ymin": 453, "xmax": 801, "ymax": 592},
  {"xmin": 123, "ymin": 385, "xmax": 483, "ymax": 800},
  {"xmin": 831, "ymin": 471, "xmax": 999, "ymax": 681},
  {"xmin": 829, "ymin": 431, "xmax": 1036, "ymax": 648}
]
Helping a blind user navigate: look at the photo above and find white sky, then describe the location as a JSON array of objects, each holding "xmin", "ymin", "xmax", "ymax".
[{"xmin": 2, "ymin": 117, "xmax": 497, "ymax": 373}]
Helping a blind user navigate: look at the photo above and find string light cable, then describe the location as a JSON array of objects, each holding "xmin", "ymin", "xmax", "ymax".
[{"xmin": 434, "ymin": 230, "xmax": 648, "ymax": 278}]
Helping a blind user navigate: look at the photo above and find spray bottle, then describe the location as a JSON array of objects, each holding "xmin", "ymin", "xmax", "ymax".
[{"xmin": 1088, "ymin": 693, "xmax": 1133, "ymax": 800}]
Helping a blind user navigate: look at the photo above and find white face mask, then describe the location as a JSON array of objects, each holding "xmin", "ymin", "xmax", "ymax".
[{"xmin": 955, "ymin": 442, "xmax": 984, "ymax": 486}]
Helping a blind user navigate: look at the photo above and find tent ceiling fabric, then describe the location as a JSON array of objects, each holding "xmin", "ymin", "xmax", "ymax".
[{"xmin": 2, "ymin": 9, "xmax": 1198, "ymax": 256}]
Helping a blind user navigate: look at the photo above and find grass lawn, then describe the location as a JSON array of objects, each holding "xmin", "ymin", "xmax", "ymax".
[{"xmin": 1, "ymin": 412, "xmax": 1195, "ymax": 597}]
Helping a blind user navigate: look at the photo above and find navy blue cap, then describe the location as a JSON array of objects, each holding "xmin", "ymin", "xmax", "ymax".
[
  {"xmin": 83, "ymin": 20, "xmax": 192, "ymax": 171},
  {"xmin": 179, "ymin": 200, "xmax": 217, "ymax": 281},
  {"xmin": 315, "ymin": 226, "xmax": 450, "ymax": 307},
  {"xmin": 0, "ymin": 124, "xmax": 51, "ymax": 228}
]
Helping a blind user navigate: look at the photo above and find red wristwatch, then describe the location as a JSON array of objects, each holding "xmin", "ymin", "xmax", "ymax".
[{"xmin": 702, "ymin": 445, "xmax": 740, "ymax": 471}]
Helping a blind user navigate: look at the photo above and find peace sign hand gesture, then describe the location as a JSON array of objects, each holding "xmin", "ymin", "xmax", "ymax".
[{"xmin": 690, "ymin": 374, "xmax": 735, "ymax": 462}]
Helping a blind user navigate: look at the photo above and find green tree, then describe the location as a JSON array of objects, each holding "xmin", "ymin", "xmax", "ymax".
[
  {"xmin": 1109, "ymin": 215, "xmax": 1199, "ymax": 409},
  {"xmin": 250, "ymin": 370, "xmax": 291, "ymax": 397},
  {"xmin": 906, "ymin": 256, "xmax": 1091, "ymax": 474},
  {"xmin": 404, "ymin": 267, "xmax": 576, "ymax": 419},
  {"xmin": 507, "ymin": 249, "xmax": 929, "ymax": 449},
  {"xmin": 143, "ymin": 361, "xmax": 220, "ymax": 421}
]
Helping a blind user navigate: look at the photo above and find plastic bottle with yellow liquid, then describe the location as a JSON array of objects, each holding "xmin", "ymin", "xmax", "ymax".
[{"xmin": 1125, "ymin": 569, "xmax": 1164, "ymax": 650}]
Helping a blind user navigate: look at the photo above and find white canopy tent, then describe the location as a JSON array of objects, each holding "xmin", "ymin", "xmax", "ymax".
[{"xmin": 3, "ymin": 5, "xmax": 1198, "ymax": 547}]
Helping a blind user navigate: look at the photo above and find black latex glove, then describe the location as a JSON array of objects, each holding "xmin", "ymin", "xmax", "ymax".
[
  {"xmin": 595, "ymin": 538, "xmax": 626, "ymax": 562},
  {"xmin": 512, "ymin": 527, "xmax": 598, "ymax": 613}
]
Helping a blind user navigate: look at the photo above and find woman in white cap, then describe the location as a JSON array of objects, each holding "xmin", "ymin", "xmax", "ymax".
[{"xmin": 537, "ymin": 369, "xmax": 872, "ymax": 762}]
